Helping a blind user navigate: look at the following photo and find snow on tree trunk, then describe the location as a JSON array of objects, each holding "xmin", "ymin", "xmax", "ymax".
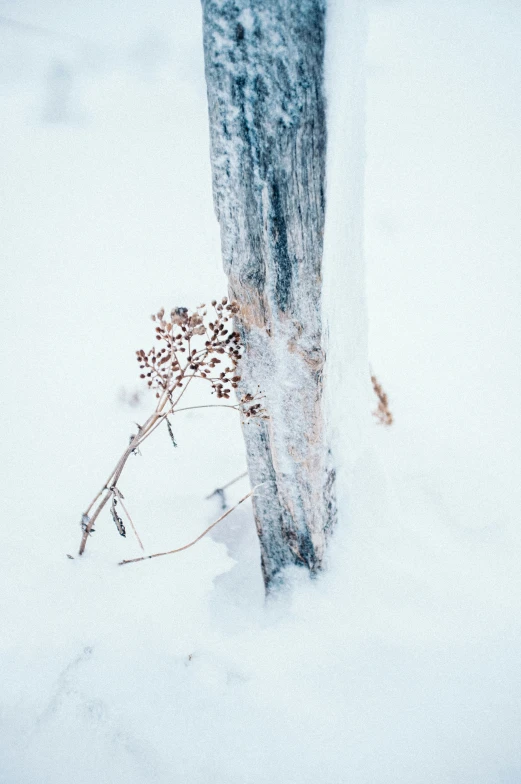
[
  {"xmin": 201, "ymin": 0, "xmax": 366, "ymax": 589},
  {"xmin": 321, "ymin": 0, "xmax": 369, "ymax": 542}
]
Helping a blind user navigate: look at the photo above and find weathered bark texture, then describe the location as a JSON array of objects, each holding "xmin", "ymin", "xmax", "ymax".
[{"xmin": 202, "ymin": 0, "xmax": 335, "ymax": 589}]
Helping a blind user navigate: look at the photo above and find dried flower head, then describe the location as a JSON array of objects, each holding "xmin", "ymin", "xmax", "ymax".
[
  {"xmin": 137, "ymin": 301, "xmax": 249, "ymax": 405},
  {"xmin": 371, "ymin": 375, "xmax": 393, "ymax": 426}
]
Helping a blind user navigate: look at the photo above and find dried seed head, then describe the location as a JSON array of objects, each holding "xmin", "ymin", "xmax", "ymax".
[{"xmin": 136, "ymin": 297, "xmax": 264, "ymax": 416}]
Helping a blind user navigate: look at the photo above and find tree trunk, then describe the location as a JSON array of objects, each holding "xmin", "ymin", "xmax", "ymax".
[{"xmin": 201, "ymin": 0, "xmax": 335, "ymax": 589}]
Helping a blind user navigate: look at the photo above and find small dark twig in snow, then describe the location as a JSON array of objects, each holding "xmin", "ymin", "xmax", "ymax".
[{"xmin": 205, "ymin": 470, "xmax": 248, "ymax": 509}]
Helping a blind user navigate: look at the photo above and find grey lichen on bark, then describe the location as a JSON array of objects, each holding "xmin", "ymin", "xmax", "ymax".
[{"xmin": 201, "ymin": 0, "xmax": 336, "ymax": 589}]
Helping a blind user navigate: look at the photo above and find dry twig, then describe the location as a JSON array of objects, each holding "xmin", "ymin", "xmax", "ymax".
[
  {"xmin": 112, "ymin": 487, "xmax": 145, "ymax": 552},
  {"xmin": 119, "ymin": 487, "xmax": 258, "ymax": 566},
  {"xmin": 205, "ymin": 470, "xmax": 249, "ymax": 509}
]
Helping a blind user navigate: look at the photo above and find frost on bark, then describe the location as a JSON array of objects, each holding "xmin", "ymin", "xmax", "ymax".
[{"xmin": 202, "ymin": 0, "xmax": 335, "ymax": 589}]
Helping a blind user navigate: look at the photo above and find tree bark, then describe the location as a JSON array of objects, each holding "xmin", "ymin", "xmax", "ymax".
[{"xmin": 201, "ymin": 0, "xmax": 335, "ymax": 589}]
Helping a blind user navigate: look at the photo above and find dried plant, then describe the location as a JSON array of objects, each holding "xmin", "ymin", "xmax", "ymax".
[
  {"xmin": 371, "ymin": 374, "xmax": 393, "ymax": 427},
  {"xmin": 78, "ymin": 299, "xmax": 266, "ymax": 557}
]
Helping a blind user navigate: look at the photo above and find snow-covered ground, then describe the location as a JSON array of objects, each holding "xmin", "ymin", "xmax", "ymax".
[{"xmin": 1, "ymin": 1, "xmax": 521, "ymax": 781}]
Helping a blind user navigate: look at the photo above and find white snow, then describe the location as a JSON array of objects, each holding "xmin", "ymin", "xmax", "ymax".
[
  {"xmin": 322, "ymin": 0, "xmax": 371, "ymax": 531},
  {"xmin": 1, "ymin": 0, "xmax": 521, "ymax": 782}
]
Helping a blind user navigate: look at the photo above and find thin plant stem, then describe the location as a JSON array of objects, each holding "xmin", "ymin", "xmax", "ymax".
[
  {"xmin": 78, "ymin": 404, "xmax": 243, "ymax": 555},
  {"xmin": 79, "ymin": 489, "xmax": 112, "ymax": 555},
  {"xmin": 173, "ymin": 404, "xmax": 239, "ymax": 415},
  {"xmin": 113, "ymin": 489, "xmax": 145, "ymax": 552},
  {"xmin": 119, "ymin": 487, "xmax": 258, "ymax": 566},
  {"xmin": 205, "ymin": 470, "xmax": 248, "ymax": 499},
  {"xmin": 79, "ymin": 424, "xmax": 155, "ymax": 553},
  {"xmin": 84, "ymin": 413, "xmax": 155, "ymax": 517}
]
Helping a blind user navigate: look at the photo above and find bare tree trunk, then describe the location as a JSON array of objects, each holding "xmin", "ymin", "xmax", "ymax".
[{"xmin": 202, "ymin": 0, "xmax": 335, "ymax": 589}]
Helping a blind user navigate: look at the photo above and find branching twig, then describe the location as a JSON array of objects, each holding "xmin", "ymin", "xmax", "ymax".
[{"xmin": 78, "ymin": 301, "xmax": 266, "ymax": 558}]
